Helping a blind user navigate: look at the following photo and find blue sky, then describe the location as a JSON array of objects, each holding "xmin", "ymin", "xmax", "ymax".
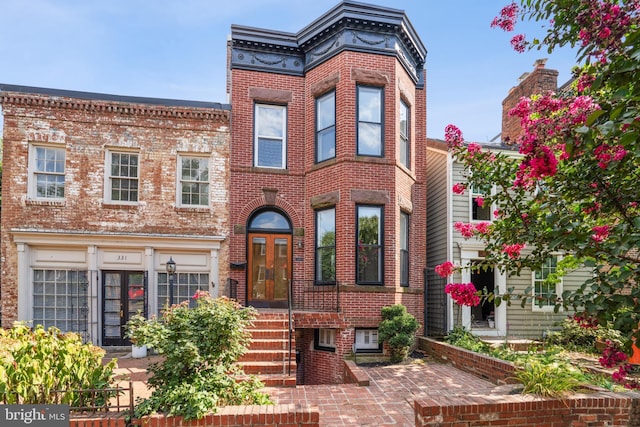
[{"xmin": 0, "ymin": 0, "xmax": 579, "ymax": 141}]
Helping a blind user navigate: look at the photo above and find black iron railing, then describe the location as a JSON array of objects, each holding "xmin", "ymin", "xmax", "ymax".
[{"xmin": 291, "ymin": 280, "xmax": 340, "ymax": 312}]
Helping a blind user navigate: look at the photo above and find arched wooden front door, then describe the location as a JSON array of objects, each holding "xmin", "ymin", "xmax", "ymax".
[{"xmin": 247, "ymin": 210, "xmax": 292, "ymax": 308}]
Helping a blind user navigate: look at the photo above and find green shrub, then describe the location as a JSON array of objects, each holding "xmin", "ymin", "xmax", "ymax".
[
  {"xmin": 514, "ymin": 359, "xmax": 584, "ymax": 398},
  {"xmin": 444, "ymin": 326, "xmax": 491, "ymax": 354},
  {"xmin": 545, "ymin": 316, "xmax": 627, "ymax": 353},
  {"xmin": 0, "ymin": 322, "xmax": 117, "ymax": 406},
  {"xmin": 378, "ymin": 304, "xmax": 420, "ymax": 363},
  {"xmin": 126, "ymin": 293, "xmax": 271, "ymax": 420}
]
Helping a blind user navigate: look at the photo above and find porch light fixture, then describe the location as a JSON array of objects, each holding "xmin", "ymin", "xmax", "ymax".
[{"xmin": 166, "ymin": 257, "xmax": 177, "ymax": 306}]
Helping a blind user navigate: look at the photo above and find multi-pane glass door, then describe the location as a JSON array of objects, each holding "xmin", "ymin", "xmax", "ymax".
[
  {"xmin": 102, "ymin": 271, "xmax": 145, "ymax": 346},
  {"xmin": 248, "ymin": 233, "xmax": 291, "ymax": 307}
]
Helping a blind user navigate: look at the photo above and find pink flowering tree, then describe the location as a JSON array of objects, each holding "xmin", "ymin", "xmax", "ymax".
[{"xmin": 441, "ymin": 0, "xmax": 640, "ymax": 341}]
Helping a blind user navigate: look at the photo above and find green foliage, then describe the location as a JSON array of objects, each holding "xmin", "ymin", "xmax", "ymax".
[
  {"xmin": 126, "ymin": 293, "xmax": 271, "ymax": 420},
  {"xmin": 444, "ymin": 326, "xmax": 491, "ymax": 354},
  {"xmin": 545, "ymin": 317, "xmax": 627, "ymax": 353},
  {"xmin": 514, "ymin": 359, "xmax": 583, "ymax": 398},
  {"xmin": 449, "ymin": 0, "xmax": 640, "ymax": 346},
  {"xmin": 378, "ymin": 304, "xmax": 420, "ymax": 363},
  {"xmin": 0, "ymin": 322, "xmax": 117, "ymax": 406}
]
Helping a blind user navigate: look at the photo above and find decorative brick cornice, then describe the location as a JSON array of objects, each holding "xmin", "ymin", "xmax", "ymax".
[
  {"xmin": 230, "ymin": 1, "xmax": 426, "ymax": 87},
  {"xmin": 0, "ymin": 91, "xmax": 229, "ymax": 122}
]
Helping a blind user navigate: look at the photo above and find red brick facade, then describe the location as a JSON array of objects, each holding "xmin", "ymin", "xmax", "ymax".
[
  {"xmin": 501, "ymin": 58, "xmax": 559, "ymax": 143},
  {"xmin": 0, "ymin": 88, "xmax": 230, "ymax": 342},
  {"xmin": 228, "ymin": 2, "xmax": 427, "ymax": 384}
]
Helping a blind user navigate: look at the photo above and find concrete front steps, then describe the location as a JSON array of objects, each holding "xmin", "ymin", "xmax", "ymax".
[{"xmin": 238, "ymin": 311, "xmax": 296, "ymax": 387}]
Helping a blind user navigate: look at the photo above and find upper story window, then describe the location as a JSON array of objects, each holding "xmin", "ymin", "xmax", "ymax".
[
  {"xmin": 357, "ymin": 86, "xmax": 383, "ymax": 157},
  {"xmin": 106, "ymin": 150, "xmax": 139, "ymax": 203},
  {"xmin": 399, "ymin": 99, "xmax": 410, "ymax": 169},
  {"xmin": 400, "ymin": 212, "xmax": 409, "ymax": 286},
  {"xmin": 315, "ymin": 207, "xmax": 336, "ymax": 284},
  {"xmin": 470, "ymin": 182, "xmax": 492, "ymax": 221},
  {"xmin": 532, "ymin": 256, "xmax": 563, "ymax": 311},
  {"xmin": 179, "ymin": 155, "xmax": 209, "ymax": 207},
  {"xmin": 316, "ymin": 90, "xmax": 336, "ymax": 163},
  {"xmin": 29, "ymin": 145, "xmax": 65, "ymax": 199},
  {"xmin": 255, "ymin": 104, "xmax": 286, "ymax": 169},
  {"xmin": 357, "ymin": 205, "xmax": 383, "ymax": 284}
]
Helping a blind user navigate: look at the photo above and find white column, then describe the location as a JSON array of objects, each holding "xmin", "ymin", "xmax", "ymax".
[
  {"xmin": 16, "ymin": 243, "xmax": 30, "ymax": 322},
  {"xmin": 145, "ymin": 247, "xmax": 156, "ymax": 316},
  {"xmin": 495, "ymin": 269, "xmax": 508, "ymax": 336},
  {"xmin": 87, "ymin": 245, "xmax": 99, "ymax": 345},
  {"xmin": 210, "ymin": 248, "xmax": 219, "ymax": 297}
]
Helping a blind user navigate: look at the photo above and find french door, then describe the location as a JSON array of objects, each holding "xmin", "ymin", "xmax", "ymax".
[
  {"xmin": 247, "ymin": 233, "xmax": 291, "ymax": 308},
  {"xmin": 102, "ymin": 271, "xmax": 145, "ymax": 346}
]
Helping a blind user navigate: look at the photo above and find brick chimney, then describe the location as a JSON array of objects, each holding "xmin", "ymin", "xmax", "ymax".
[{"xmin": 501, "ymin": 59, "xmax": 558, "ymax": 143}]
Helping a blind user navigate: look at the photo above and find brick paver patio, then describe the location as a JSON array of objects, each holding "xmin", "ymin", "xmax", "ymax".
[{"xmin": 112, "ymin": 355, "xmax": 509, "ymax": 426}]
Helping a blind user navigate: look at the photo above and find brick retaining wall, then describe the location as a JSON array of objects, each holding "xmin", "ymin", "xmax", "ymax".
[
  {"xmin": 417, "ymin": 336, "xmax": 640, "ymax": 426},
  {"xmin": 71, "ymin": 404, "xmax": 319, "ymax": 427},
  {"xmin": 418, "ymin": 336, "xmax": 518, "ymax": 384},
  {"xmin": 415, "ymin": 394, "xmax": 640, "ymax": 427}
]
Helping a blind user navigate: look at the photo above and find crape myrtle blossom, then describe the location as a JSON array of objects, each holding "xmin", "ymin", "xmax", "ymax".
[
  {"xmin": 445, "ymin": 282, "xmax": 481, "ymax": 307},
  {"xmin": 591, "ymin": 225, "xmax": 611, "ymax": 243},
  {"xmin": 452, "ymin": 183, "xmax": 466, "ymax": 195},
  {"xmin": 454, "ymin": 222, "xmax": 475, "ymax": 239},
  {"xmin": 435, "ymin": 261, "xmax": 456, "ymax": 278},
  {"xmin": 502, "ymin": 243, "xmax": 525, "ymax": 259}
]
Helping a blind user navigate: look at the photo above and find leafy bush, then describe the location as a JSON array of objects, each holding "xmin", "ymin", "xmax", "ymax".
[
  {"xmin": 126, "ymin": 292, "xmax": 271, "ymax": 420},
  {"xmin": 444, "ymin": 326, "xmax": 491, "ymax": 354},
  {"xmin": 514, "ymin": 359, "xmax": 584, "ymax": 398},
  {"xmin": 545, "ymin": 316, "xmax": 627, "ymax": 353},
  {"xmin": 378, "ymin": 304, "xmax": 420, "ymax": 363},
  {"xmin": 0, "ymin": 322, "xmax": 117, "ymax": 406}
]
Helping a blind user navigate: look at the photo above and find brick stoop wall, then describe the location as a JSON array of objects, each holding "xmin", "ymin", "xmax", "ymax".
[
  {"xmin": 417, "ymin": 336, "xmax": 640, "ymax": 426},
  {"xmin": 71, "ymin": 404, "xmax": 319, "ymax": 427},
  {"xmin": 415, "ymin": 394, "xmax": 640, "ymax": 427},
  {"xmin": 417, "ymin": 337, "xmax": 518, "ymax": 384}
]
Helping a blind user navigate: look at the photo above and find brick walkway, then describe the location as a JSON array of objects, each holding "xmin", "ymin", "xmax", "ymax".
[{"xmin": 111, "ymin": 354, "xmax": 510, "ymax": 427}]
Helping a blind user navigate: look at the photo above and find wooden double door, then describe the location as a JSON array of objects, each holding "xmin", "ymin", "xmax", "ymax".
[{"xmin": 247, "ymin": 233, "xmax": 291, "ymax": 308}]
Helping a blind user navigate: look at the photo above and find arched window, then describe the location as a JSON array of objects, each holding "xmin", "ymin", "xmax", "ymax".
[{"xmin": 248, "ymin": 210, "xmax": 291, "ymax": 232}]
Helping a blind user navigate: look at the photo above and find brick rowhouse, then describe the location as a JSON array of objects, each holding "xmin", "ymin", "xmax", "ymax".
[{"xmin": 228, "ymin": 1, "xmax": 427, "ymax": 384}]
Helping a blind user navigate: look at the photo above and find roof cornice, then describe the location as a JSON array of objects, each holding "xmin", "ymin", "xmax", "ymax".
[
  {"xmin": 0, "ymin": 84, "xmax": 230, "ymax": 121},
  {"xmin": 230, "ymin": 1, "xmax": 427, "ymax": 87}
]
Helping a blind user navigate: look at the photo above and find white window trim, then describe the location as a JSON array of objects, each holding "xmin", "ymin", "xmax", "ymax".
[
  {"xmin": 317, "ymin": 328, "xmax": 336, "ymax": 349},
  {"xmin": 28, "ymin": 143, "xmax": 66, "ymax": 201},
  {"xmin": 531, "ymin": 254, "xmax": 564, "ymax": 312},
  {"xmin": 254, "ymin": 104, "xmax": 287, "ymax": 169},
  {"xmin": 104, "ymin": 148, "xmax": 140, "ymax": 205},
  {"xmin": 176, "ymin": 154, "xmax": 210, "ymax": 208},
  {"xmin": 399, "ymin": 99, "xmax": 410, "ymax": 169},
  {"xmin": 354, "ymin": 328, "xmax": 380, "ymax": 352},
  {"xmin": 469, "ymin": 182, "xmax": 494, "ymax": 223}
]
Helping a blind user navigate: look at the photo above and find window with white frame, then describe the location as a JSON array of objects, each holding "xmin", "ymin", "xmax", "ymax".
[
  {"xmin": 356, "ymin": 205, "xmax": 383, "ymax": 284},
  {"xmin": 179, "ymin": 155, "xmax": 209, "ymax": 206},
  {"xmin": 32, "ymin": 269, "xmax": 88, "ymax": 334},
  {"xmin": 400, "ymin": 211, "xmax": 409, "ymax": 286},
  {"xmin": 106, "ymin": 150, "xmax": 139, "ymax": 203},
  {"xmin": 30, "ymin": 145, "xmax": 66, "ymax": 199},
  {"xmin": 399, "ymin": 99, "xmax": 410, "ymax": 169},
  {"xmin": 354, "ymin": 328, "xmax": 381, "ymax": 353},
  {"xmin": 316, "ymin": 90, "xmax": 336, "ymax": 163},
  {"xmin": 315, "ymin": 328, "xmax": 336, "ymax": 351},
  {"xmin": 532, "ymin": 256, "xmax": 563, "ymax": 311},
  {"xmin": 157, "ymin": 272, "xmax": 209, "ymax": 313},
  {"xmin": 470, "ymin": 182, "xmax": 491, "ymax": 221},
  {"xmin": 255, "ymin": 104, "xmax": 287, "ymax": 168},
  {"xmin": 357, "ymin": 86, "xmax": 383, "ymax": 156},
  {"xmin": 315, "ymin": 208, "xmax": 336, "ymax": 284}
]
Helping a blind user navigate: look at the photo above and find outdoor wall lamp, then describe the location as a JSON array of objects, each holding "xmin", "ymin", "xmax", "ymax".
[{"xmin": 166, "ymin": 256, "xmax": 177, "ymax": 306}]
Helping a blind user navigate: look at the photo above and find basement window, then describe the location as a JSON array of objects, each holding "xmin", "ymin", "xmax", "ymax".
[
  {"xmin": 314, "ymin": 329, "xmax": 336, "ymax": 352},
  {"xmin": 354, "ymin": 328, "xmax": 382, "ymax": 353}
]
